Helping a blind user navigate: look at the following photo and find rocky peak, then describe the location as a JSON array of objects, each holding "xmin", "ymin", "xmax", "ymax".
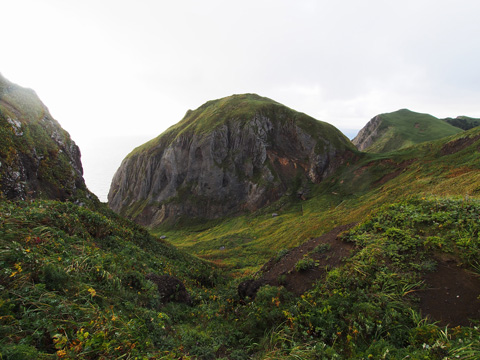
[
  {"xmin": 108, "ymin": 94, "xmax": 356, "ymax": 226},
  {"xmin": 0, "ymin": 73, "xmax": 90, "ymax": 201}
]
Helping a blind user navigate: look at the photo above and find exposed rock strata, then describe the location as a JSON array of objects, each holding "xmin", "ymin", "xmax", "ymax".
[
  {"xmin": 109, "ymin": 94, "xmax": 355, "ymax": 226},
  {"xmin": 351, "ymin": 115, "xmax": 384, "ymax": 151},
  {"xmin": 0, "ymin": 73, "xmax": 89, "ymax": 200}
]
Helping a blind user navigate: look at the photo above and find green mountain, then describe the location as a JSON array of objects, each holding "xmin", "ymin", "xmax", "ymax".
[
  {"xmin": 352, "ymin": 109, "xmax": 463, "ymax": 153},
  {"xmin": 109, "ymin": 94, "xmax": 356, "ymax": 226}
]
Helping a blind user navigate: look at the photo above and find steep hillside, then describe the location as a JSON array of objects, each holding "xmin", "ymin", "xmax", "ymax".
[
  {"xmin": 109, "ymin": 94, "xmax": 356, "ymax": 226},
  {"xmin": 0, "ymin": 200, "xmax": 221, "ymax": 359},
  {"xmin": 2, "ymin": 76, "xmax": 479, "ymax": 358},
  {"xmin": 0, "ymin": 74, "xmax": 91, "ymax": 202},
  {"xmin": 352, "ymin": 109, "xmax": 462, "ymax": 153}
]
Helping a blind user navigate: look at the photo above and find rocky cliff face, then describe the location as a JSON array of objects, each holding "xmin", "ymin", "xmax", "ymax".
[
  {"xmin": 351, "ymin": 115, "xmax": 384, "ymax": 151},
  {"xmin": 109, "ymin": 94, "xmax": 356, "ymax": 226},
  {"xmin": 0, "ymin": 73, "xmax": 89, "ymax": 201}
]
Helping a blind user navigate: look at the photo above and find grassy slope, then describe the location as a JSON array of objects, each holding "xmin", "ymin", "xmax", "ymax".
[
  {"xmin": 255, "ymin": 197, "xmax": 480, "ymax": 359},
  {"xmin": 3, "ymin": 198, "xmax": 479, "ymax": 359},
  {"xmin": 156, "ymin": 126, "xmax": 480, "ymax": 273},
  {"xmin": 364, "ymin": 109, "xmax": 462, "ymax": 153},
  {"xmin": 0, "ymin": 201, "xmax": 221, "ymax": 359}
]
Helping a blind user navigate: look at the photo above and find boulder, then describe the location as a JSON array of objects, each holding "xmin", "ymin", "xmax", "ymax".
[
  {"xmin": 145, "ymin": 273, "xmax": 191, "ymax": 305},
  {"xmin": 238, "ymin": 279, "xmax": 265, "ymax": 300}
]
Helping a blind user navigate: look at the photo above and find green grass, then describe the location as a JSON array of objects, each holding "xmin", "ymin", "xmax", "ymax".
[
  {"xmin": 0, "ymin": 200, "xmax": 221, "ymax": 359},
  {"xmin": 2, "ymin": 189, "xmax": 480, "ymax": 358},
  {"xmin": 363, "ymin": 109, "xmax": 463, "ymax": 153},
  {"xmin": 253, "ymin": 196, "xmax": 480, "ymax": 359}
]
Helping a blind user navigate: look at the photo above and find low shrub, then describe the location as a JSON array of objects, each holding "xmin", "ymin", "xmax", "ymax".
[{"xmin": 295, "ymin": 255, "xmax": 317, "ymax": 272}]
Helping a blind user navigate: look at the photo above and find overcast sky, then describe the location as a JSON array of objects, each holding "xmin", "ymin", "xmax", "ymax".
[{"xmin": 2, "ymin": 0, "xmax": 480, "ymax": 200}]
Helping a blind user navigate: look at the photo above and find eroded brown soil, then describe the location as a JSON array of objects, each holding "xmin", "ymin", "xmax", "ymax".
[
  {"xmin": 440, "ymin": 134, "xmax": 480, "ymax": 156},
  {"xmin": 418, "ymin": 257, "xmax": 480, "ymax": 327},
  {"xmin": 259, "ymin": 223, "xmax": 356, "ymax": 295}
]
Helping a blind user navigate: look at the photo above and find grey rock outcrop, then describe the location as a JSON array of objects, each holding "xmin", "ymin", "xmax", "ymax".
[
  {"xmin": 352, "ymin": 115, "xmax": 384, "ymax": 151},
  {"xmin": 0, "ymin": 73, "xmax": 89, "ymax": 201},
  {"xmin": 108, "ymin": 94, "xmax": 355, "ymax": 225}
]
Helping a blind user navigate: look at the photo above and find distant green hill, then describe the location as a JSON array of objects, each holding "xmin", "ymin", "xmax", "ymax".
[
  {"xmin": 352, "ymin": 109, "xmax": 463, "ymax": 153},
  {"xmin": 443, "ymin": 115, "xmax": 480, "ymax": 130}
]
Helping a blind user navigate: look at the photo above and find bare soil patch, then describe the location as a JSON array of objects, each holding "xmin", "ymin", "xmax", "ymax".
[
  {"xmin": 418, "ymin": 257, "xmax": 480, "ymax": 327},
  {"xmin": 259, "ymin": 223, "xmax": 356, "ymax": 295},
  {"xmin": 440, "ymin": 134, "xmax": 480, "ymax": 156}
]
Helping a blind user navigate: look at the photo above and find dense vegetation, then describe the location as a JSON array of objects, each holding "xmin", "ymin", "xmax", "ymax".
[
  {"xmin": 1, "ymin": 197, "xmax": 479, "ymax": 359},
  {"xmin": 443, "ymin": 116, "xmax": 480, "ymax": 131},
  {"xmin": 0, "ymin": 200, "xmax": 222, "ymax": 359}
]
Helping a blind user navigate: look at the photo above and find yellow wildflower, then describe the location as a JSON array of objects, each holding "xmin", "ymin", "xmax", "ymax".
[{"xmin": 56, "ymin": 349, "xmax": 67, "ymax": 357}]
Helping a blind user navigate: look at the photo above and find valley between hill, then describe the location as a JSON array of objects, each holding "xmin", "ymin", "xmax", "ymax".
[{"xmin": 1, "ymin": 77, "xmax": 480, "ymax": 359}]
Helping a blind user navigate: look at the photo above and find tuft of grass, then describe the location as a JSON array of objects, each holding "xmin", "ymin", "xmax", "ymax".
[{"xmin": 294, "ymin": 255, "xmax": 317, "ymax": 272}]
